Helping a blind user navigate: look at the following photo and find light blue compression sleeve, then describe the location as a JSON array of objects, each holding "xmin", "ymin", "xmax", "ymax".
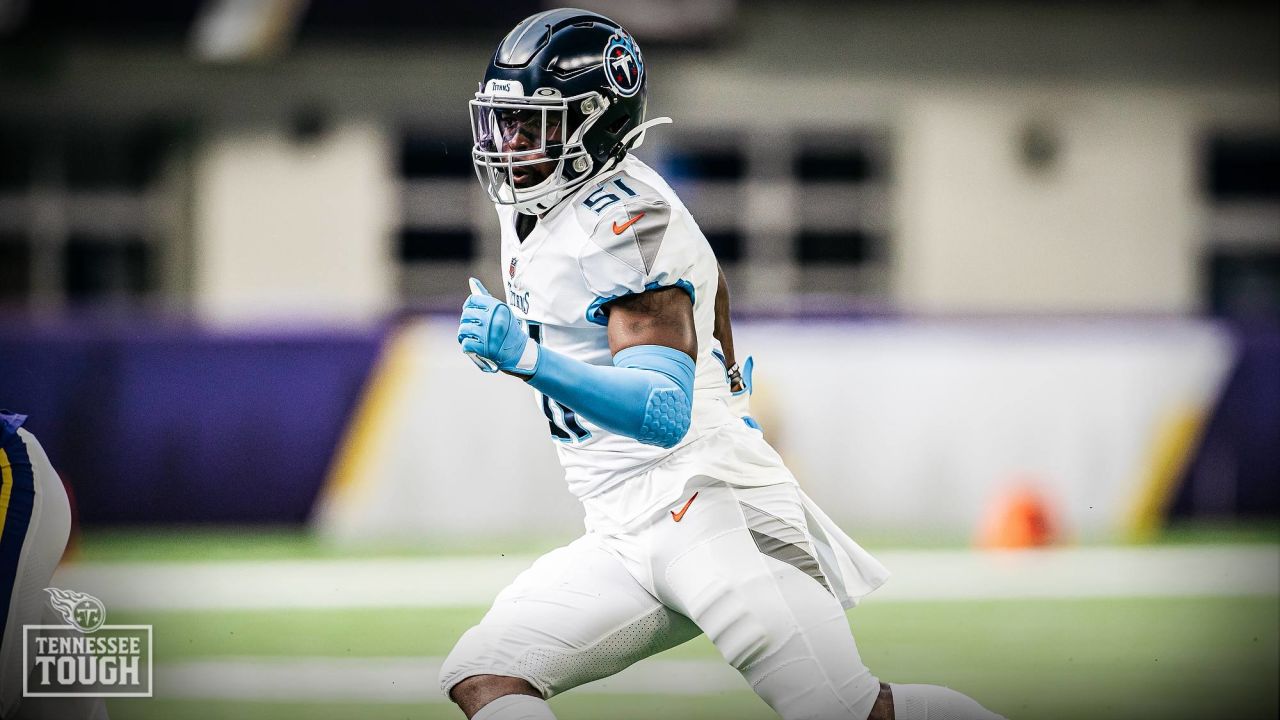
[{"xmin": 526, "ymin": 344, "xmax": 695, "ymax": 448}]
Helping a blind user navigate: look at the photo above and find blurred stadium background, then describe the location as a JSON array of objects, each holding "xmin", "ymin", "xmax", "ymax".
[{"xmin": 1, "ymin": 1, "xmax": 1278, "ymax": 718}]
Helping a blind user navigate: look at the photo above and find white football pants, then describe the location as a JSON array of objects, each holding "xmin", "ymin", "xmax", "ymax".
[{"xmin": 441, "ymin": 480, "xmax": 882, "ymax": 720}]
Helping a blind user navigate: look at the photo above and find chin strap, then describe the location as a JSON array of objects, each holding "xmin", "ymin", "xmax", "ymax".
[{"xmin": 620, "ymin": 116, "xmax": 673, "ymax": 151}]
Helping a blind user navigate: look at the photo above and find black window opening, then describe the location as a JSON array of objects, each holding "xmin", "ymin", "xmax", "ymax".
[
  {"xmin": 400, "ymin": 134, "xmax": 474, "ymax": 180},
  {"xmin": 0, "ymin": 234, "xmax": 31, "ymax": 299},
  {"xmin": 1208, "ymin": 249, "xmax": 1280, "ymax": 322},
  {"xmin": 1208, "ymin": 135, "xmax": 1280, "ymax": 201},
  {"xmin": 795, "ymin": 142, "xmax": 880, "ymax": 183},
  {"xmin": 65, "ymin": 124, "xmax": 175, "ymax": 191},
  {"xmin": 797, "ymin": 229, "xmax": 875, "ymax": 264},
  {"xmin": 62, "ymin": 235, "xmax": 152, "ymax": 300},
  {"xmin": 0, "ymin": 125, "xmax": 37, "ymax": 191},
  {"xmin": 0, "ymin": 122, "xmax": 178, "ymax": 191},
  {"xmin": 399, "ymin": 229, "xmax": 474, "ymax": 262},
  {"xmin": 661, "ymin": 146, "xmax": 746, "ymax": 182},
  {"xmin": 794, "ymin": 135, "xmax": 888, "ymax": 266},
  {"xmin": 703, "ymin": 230, "xmax": 743, "ymax": 263}
]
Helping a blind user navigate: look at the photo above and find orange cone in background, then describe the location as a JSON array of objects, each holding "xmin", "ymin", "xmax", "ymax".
[{"xmin": 977, "ymin": 484, "xmax": 1059, "ymax": 549}]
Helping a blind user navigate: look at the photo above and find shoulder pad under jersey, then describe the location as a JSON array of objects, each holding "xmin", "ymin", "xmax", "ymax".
[{"xmin": 574, "ymin": 173, "xmax": 675, "ymax": 289}]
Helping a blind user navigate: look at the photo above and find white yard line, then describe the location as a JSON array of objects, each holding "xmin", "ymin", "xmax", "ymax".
[
  {"xmin": 54, "ymin": 545, "xmax": 1279, "ymax": 612},
  {"xmin": 156, "ymin": 657, "xmax": 746, "ymax": 702}
]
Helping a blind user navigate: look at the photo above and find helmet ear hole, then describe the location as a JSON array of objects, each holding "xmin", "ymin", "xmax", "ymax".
[{"xmin": 607, "ymin": 114, "xmax": 631, "ymax": 135}]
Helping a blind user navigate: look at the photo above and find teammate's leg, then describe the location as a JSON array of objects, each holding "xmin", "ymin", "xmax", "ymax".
[{"xmin": 440, "ymin": 533, "xmax": 701, "ymax": 719}]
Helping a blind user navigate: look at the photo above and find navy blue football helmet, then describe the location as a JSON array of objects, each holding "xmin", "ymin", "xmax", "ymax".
[{"xmin": 470, "ymin": 8, "xmax": 670, "ymax": 214}]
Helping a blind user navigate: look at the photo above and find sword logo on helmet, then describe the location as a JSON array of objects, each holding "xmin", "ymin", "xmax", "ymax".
[{"xmin": 603, "ymin": 32, "xmax": 644, "ymax": 98}]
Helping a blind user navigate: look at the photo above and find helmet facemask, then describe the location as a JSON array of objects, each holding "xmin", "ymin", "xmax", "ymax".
[{"xmin": 470, "ymin": 88, "xmax": 609, "ymax": 215}]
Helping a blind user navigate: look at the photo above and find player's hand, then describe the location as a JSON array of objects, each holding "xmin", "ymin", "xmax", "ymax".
[
  {"xmin": 726, "ymin": 356, "xmax": 761, "ymax": 430},
  {"xmin": 457, "ymin": 278, "xmax": 532, "ymax": 375}
]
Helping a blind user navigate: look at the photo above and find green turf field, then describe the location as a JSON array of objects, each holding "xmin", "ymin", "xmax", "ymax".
[
  {"xmin": 64, "ymin": 523, "xmax": 1280, "ymax": 719},
  {"xmin": 97, "ymin": 597, "xmax": 1278, "ymax": 719}
]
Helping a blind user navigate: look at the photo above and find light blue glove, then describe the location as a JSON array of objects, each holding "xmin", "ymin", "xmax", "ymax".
[
  {"xmin": 726, "ymin": 355, "xmax": 761, "ymax": 430},
  {"xmin": 456, "ymin": 276, "xmax": 694, "ymax": 447},
  {"xmin": 457, "ymin": 278, "xmax": 534, "ymax": 375}
]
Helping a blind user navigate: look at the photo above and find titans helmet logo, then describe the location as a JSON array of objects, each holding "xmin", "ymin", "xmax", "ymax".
[
  {"xmin": 603, "ymin": 32, "xmax": 643, "ymax": 98},
  {"xmin": 45, "ymin": 587, "xmax": 107, "ymax": 633}
]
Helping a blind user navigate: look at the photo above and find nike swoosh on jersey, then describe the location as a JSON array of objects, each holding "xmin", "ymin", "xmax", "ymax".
[{"xmin": 612, "ymin": 212, "xmax": 645, "ymax": 235}]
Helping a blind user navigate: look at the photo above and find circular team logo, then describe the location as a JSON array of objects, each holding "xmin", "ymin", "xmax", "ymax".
[
  {"xmin": 45, "ymin": 587, "xmax": 106, "ymax": 633},
  {"xmin": 603, "ymin": 32, "xmax": 643, "ymax": 97}
]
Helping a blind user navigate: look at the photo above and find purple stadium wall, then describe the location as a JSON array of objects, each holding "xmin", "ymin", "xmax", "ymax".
[{"xmin": 0, "ymin": 316, "xmax": 386, "ymax": 524}]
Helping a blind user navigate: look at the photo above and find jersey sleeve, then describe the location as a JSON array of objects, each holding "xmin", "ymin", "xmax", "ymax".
[{"xmin": 574, "ymin": 175, "xmax": 697, "ymax": 326}]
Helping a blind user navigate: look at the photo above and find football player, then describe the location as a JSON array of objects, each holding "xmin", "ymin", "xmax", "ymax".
[
  {"xmin": 0, "ymin": 412, "xmax": 107, "ymax": 720},
  {"xmin": 444, "ymin": 10, "xmax": 1005, "ymax": 720}
]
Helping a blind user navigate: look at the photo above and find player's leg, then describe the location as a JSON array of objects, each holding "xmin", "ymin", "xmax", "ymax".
[
  {"xmin": 651, "ymin": 480, "xmax": 882, "ymax": 719},
  {"xmin": 653, "ymin": 480, "xmax": 1003, "ymax": 720},
  {"xmin": 449, "ymin": 675, "xmax": 546, "ymax": 720},
  {"xmin": 440, "ymin": 533, "xmax": 701, "ymax": 719},
  {"xmin": 879, "ymin": 683, "xmax": 1005, "ymax": 720}
]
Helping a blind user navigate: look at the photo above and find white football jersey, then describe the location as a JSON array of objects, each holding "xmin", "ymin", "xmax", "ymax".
[{"xmin": 497, "ymin": 156, "xmax": 766, "ymax": 513}]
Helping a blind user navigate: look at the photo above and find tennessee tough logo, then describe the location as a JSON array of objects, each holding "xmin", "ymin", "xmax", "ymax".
[{"xmin": 603, "ymin": 32, "xmax": 643, "ymax": 98}]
